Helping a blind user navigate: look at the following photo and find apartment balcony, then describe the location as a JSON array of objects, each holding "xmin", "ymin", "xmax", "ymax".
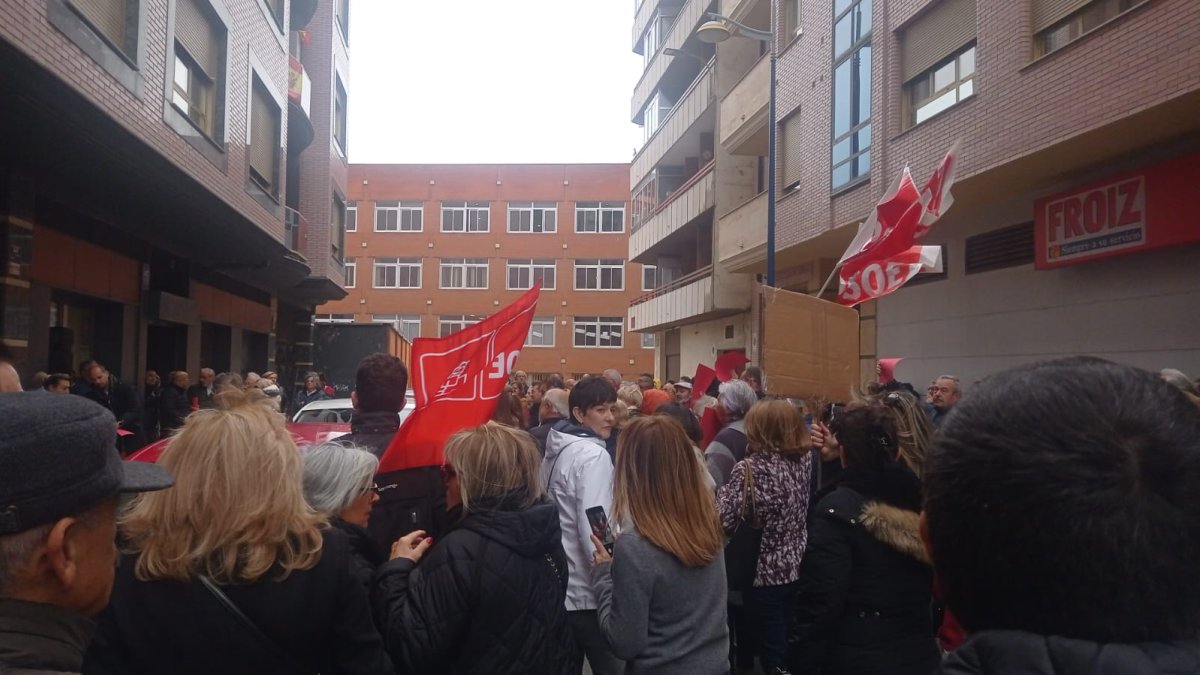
[
  {"xmin": 632, "ymin": 0, "xmax": 712, "ymax": 122},
  {"xmin": 716, "ymin": 190, "xmax": 767, "ymax": 272},
  {"xmin": 287, "ymin": 56, "xmax": 314, "ymax": 153},
  {"xmin": 628, "ymin": 264, "xmax": 751, "ymax": 332},
  {"xmin": 291, "ymin": 0, "xmax": 317, "ymax": 30},
  {"xmin": 718, "ymin": 0, "xmax": 766, "ymax": 22},
  {"xmin": 720, "ymin": 53, "xmax": 769, "ymax": 156},
  {"xmin": 283, "ymin": 206, "xmax": 306, "ymax": 255},
  {"xmin": 630, "ymin": 163, "xmax": 715, "ymax": 263},
  {"xmin": 632, "ymin": 63, "xmax": 715, "ymax": 188}
]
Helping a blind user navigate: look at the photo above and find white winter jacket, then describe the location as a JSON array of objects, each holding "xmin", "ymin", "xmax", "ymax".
[{"xmin": 541, "ymin": 421, "xmax": 614, "ymax": 611}]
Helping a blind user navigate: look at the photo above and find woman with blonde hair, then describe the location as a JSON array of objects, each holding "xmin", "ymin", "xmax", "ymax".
[
  {"xmin": 84, "ymin": 390, "xmax": 391, "ymax": 675},
  {"xmin": 717, "ymin": 399, "xmax": 812, "ymax": 675},
  {"xmin": 879, "ymin": 390, "xmax": 935, "ymax": 477},
  {"xmin": 590, "ymin": 415, "xmax": 729, "ymax": 673},
  {"xmin": 375, "ymin": 422, "xmax": 574, "ymax": 674}
]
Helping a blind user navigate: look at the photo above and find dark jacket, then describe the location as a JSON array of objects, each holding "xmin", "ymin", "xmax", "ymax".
[
  {"xmin": 373, "ymin": 494, "xmax": 574, "ymax": 675},
  {"xmin": 81, "ymin": 379, "xmax": 142, "ymax": 449},
  {"xmin": 341, "ymin": 411, "xmax": 448, "ymax": 549},
  {"xmin": 83, "ymin": 528, "xmax": 392, "ymax": 675},
  {"xmin": 788, "ymin": 463, "xmax": 939, "ymax": 675},
  {"xmin": 142, "ymin": 384, "xmax": 162, "ymax": 441},
  {"xmin": 185, "ymin": 383, "xmax": 215, "ymax": 410},
  {"xmin": 159, "ymin": 383, "xmax": 191, "ymax": 433},
  {"xmin": 332, "ymin": 518, "xmax": 386, "ymax": 596},
  {"xmin": 937, "ymin": 630, "xmax": 1200, "ymax": 674},
  {"xmin": 291, "ymin": 387, "xmax": 329, "ymax": 415},
  {"xmin": 529, "ymin": 415, "xmax": 566, "ymax": 456},
  {"xmin": 0, "ymin": 599, "xmax": 94, "ymax": 674}
]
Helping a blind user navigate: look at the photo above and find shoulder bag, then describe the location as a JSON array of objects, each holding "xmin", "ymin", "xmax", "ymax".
[
  {"xmin": 724, "ymin": 457, "xmax": 764, "ymax": 591},
  {"xmin": 198, "ymin": 575, "xmax": 314, "ymax": 674}
]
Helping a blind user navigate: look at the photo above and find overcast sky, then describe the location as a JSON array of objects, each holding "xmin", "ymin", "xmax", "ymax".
[{"xmin": 347, "ymin": 0, "xmax": 644, "ymax": 164}]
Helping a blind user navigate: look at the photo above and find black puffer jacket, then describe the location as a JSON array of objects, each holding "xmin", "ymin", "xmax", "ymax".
[
  {"xmin": 373, "ymin": 494, "xmax": 575, "ymax": 675},
  {"xmin": 788, "ymin": 463, "xmax": 939, "ymax": 675},
  {"xmin": 332, "ymin": 518, "xmax": 386, "ymax": 596},
  {"xmin": 937, "ymin": 630, "xmax": 1200, "ymax": 674}
]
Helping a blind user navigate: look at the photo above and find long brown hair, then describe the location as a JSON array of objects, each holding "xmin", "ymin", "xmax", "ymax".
[
  {"xmin": 121, "ymin": 390, "xmax": 324, "ymax": 584},
  {"xmin": 880, "ymin": 390, "xmax": 934, "ymax": 477},
  {"xmin": 612, "ymin": 416, "xmax": 723, "ymax": 567},
  {"xmin": 744, "ymin": 399, "xmax": 810, "ymax": 456}
]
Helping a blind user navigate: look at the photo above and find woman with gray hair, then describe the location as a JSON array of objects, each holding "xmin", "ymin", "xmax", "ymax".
[
  {"xmin": 705, "ymin": 379, "xmax": 759, "ymax": 488},
  {"xmin": 302, "ymin": 441, "xmax": 384, "ymax": 593}
]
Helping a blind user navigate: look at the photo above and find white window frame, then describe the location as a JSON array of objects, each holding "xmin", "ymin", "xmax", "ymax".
[
  {"xmin": 344, "ymin": 257, "xmax": 356, "ymax": 288},
  {"xmin": 573, "ymin": 316, "xmax": 624, "ymax": 348},
  {"xmin": 438, "ymin": 314, "xmax": 483, "ymax": 337},
  {"xmin": 372, "ymin": 313, "xmax": 421, "ymax": 340},
  {"xmin": 575, "ymin": 201, "xmax": 626, "ymax": 233},
  {"xmin": 526, "ymin": 316, "xmax": 556, "ymax": 347},
  {"xmin": 507, "ymin": 201, "xmax": 558, "ymax": 233},
  {"xmin": 641, "ymin": 264, "xmax": 659, "ymax": 291},
  {"xmin": 314, "ymin": 313, "xmax": 354, "ymax": 324},
  {"xmin": 641, "ymin": 332, "xmax": 657, "ymax": 349},
  {"xmin": 440, "ymin": 201, "xmax": 490, "ymax": 233},
  {"xmin": 372, "ymin": 257, "xmax": 422, "ymax": 289},
  {"xmin": 907, "ymin": 43, "xmax": 976, "ymax": 128},
  {"xmin": 439, "ymin": 258, "xmax": 489, "ymax": 289},
  {"xmin": 506, "ymin": 259, "xmax": 557, "ymax": 291},
  {"xmin": 375, "ymin": 200, "xmax": 423, "ymax": 232},
  {"xmin": 345, "ymin": 202, "xmax": 357, "ymax": 232},
  {"xmin": 574, "ymin": 259, "xmax": 625, "ymax": 291}
]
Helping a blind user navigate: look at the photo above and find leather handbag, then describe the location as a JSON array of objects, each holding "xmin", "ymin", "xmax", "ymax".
[{"xmin": 724, "ymin": 458, "xmax": 764, "ymax": 591}]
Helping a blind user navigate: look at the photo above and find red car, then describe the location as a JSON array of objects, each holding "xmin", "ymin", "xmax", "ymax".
[{"xmin": 126, "ymin": 422, "xmax": 351, "ymax": 463}]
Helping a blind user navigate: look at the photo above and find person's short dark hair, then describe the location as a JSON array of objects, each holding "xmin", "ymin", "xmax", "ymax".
[
  {"xmin": 568, "ymin": 377, "xmax": 617, "ymax": 422},
  {"xmin": 354, "ymin": 353, "xmax": 409, "ymax": 414},
  {"xmin": 924, "ymin": 357, "xmax": 1200, "ymax": 643},
  {"xmin": 828, "ymin": 402, "xmax": 898, "ymax": 470},
  {"xmin": 654, "ymin": 403, "xmax": 702, "ymax": 445},
  {"xmin": 43, "ymin": 373, "xmax": 71, "ymax": 391},
  {"xmin": 544, "ymin": 373, "xmax": 566, "ymax": 390}
]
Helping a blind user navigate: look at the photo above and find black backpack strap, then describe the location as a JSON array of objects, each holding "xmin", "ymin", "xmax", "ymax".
[{"xmin": 198, "ymin": 575, "xmax": 311, "ymax": 674}]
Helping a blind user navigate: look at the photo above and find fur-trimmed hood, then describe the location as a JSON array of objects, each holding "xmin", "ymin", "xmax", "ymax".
[{"xmin": 860, "ymin": 501, "xmax": 929, "ymax": 564}]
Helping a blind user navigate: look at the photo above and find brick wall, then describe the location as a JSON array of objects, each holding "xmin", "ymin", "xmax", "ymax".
[
  {"xmin": 0, "ymin": 0, "xmax": 293, "ymax": 242},
  {"xmin": 320, "ymin": 164, "xmax": 656, "ymax": 377}
]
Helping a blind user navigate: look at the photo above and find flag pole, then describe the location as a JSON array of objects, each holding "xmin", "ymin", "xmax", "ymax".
[{"xmin": 815, "ymin": 262, "xmax": 841, "ymax": 299}]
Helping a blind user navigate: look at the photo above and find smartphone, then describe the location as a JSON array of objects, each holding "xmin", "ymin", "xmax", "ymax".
[{"xmin": 585, "ymin": 506, "xmax": 615, "ymax": 555}]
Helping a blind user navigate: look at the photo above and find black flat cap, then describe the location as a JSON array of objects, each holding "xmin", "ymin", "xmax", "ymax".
[{"xmin": 0, "ymin": 392, "xmax": 173, "ymax": 534}]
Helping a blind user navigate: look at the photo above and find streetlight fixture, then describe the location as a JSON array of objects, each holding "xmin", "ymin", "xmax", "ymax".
[{"xmin": 695, "ymin": 6, "xmax": 778, "ymax": 288}]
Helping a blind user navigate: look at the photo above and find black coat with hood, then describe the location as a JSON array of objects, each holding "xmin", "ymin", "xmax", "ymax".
[
  {"xmin": 937, "ymin": 630, "xmax": 1200, "ymax": 674},
  {"xmin": 373, "ymin": 493, "xmax": 575, "ymax": 675},
  {"xmin": 788, "ymin": 462, "xmax": 940, "ymax": 675}
]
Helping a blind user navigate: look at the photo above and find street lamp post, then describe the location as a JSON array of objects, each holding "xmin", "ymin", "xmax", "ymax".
[{"xmin": 696, "ymin": 2, "xmax": 777, "ymax": 287}]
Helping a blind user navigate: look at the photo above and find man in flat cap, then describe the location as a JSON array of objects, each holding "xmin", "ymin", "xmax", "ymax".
[{"xmin": 0, "ymin": 393, "xmax": 173, "ymax": 674}]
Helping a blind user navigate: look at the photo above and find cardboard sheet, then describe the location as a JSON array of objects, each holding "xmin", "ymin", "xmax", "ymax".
[{"xmin": 761, "ymin": 286, "xmax": 860, "ymax": 402}]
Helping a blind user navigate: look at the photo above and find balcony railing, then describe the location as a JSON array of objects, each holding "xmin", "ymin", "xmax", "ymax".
[
  {"xmin": 283, "ymin": 206, "xmax": 305, "ymax": 253},
  {"xmin": 630, "ymin": 162, "xmax": 715, "ymax": 262},
  {"xmin": 716, "ymin": 190, "xmax": 768, "ymax": 270},
  {"xmin": 628, "ymin": 265, "xmax": 714, "ymax": 332},
  {"xmin": 632, "ymin": 0, "xmax": 708, "ymax": 121},
  {"xmin": 631, "ymin": 61, "xmax": 715, "ymax": 187},
  {"xmin": 630, "ymin": 264, "xmax": 713, "ymax": 307},
  {"xmin": 719, "ymin": 53, "xmax": 769, "ymax": 155}
]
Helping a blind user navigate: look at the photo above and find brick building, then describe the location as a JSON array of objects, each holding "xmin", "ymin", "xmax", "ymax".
[
  {"xmin": 316, "ymin": 164, "xmax": 656, "ymax": 380},
  {"xmin": 0, "ymin": 0, "xmax": 351, "ymax": 389},
  {"xmin": 636, "ymin": 0, "xmax": 1200, "ymax": 385}
]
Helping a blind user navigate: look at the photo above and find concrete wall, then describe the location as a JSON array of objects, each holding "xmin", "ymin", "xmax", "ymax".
[{"xmin": 677, "ymin": 312, "xmax": 751, "ymax": 378}]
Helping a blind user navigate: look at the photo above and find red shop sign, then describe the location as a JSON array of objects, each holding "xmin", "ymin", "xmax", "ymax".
[{"xmin": 1034, "ymin": 150, "xmax": 1200, "ymax": 269}]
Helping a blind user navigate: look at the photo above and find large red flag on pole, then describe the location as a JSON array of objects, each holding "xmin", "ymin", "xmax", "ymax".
[{"xmin": 378, "ymin": 285, "xmax": 541, "ymax": 473}]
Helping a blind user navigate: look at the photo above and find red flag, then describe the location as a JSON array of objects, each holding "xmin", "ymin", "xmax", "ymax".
[
  {"xmin": 714, "ymin": 350, "xmax": 750, "ymax": 382},
  {"xmin": 838, "ymin": 245, "xmax": 942, "ymax": 307},
  {"xmin": 915, "ymin": 142, "xmax": 959, "ymax": 239},
  {"xmin": 837, "ymin": 168, "xmax": 922, "ymax": 265},
  {"xmin": 877, "ymin": 357, "xmax": 905, "ymax": 384},
  {"xmin": 700, "ymin": 407, "xmax": 723, "ymax": 450},
  {"xmin": 378, "ymin": 285, "xmax": 541, "ymax": 473},
  {"xmin": 691, "ymin": 364, "xmax": 718, "ymax": 405}
]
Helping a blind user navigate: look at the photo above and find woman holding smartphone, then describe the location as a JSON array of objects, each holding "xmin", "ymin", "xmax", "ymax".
[{"xmin": 590, "ymin": 415, "xmax": 729, "ymax": 674}]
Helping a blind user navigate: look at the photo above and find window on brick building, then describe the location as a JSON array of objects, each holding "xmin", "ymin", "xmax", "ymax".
[
  {"xmin": 69, "ymin": 0, "xmax": 140, "ymax": 59},
  {"xmin": 375, "ymin": 201, "xmax": 423, "ymax": 232},
  {"xmin": 507, "ymin": 259, "xmax": 557, "ymax": 290},
  {"xmin": 261, "ymin": 0, "xmax": 284, "ymax": 31},
  {"xmin": 441, "ymin": 201, "xmax": 490, "ymax": 232},
  {"xmin": 334, "ymin": 75, "xmax": 348, "ymax": 156},
  {"xmin": 247, "ymin": 76, "xmax": 281, "ymax": 197},
  {"xmin": 440, "ymin": 258, "xmax": 489, "ymax": 289},
  {"xmin": 172, "ymin": 0, "xmax": 225, "ymax": 140},
  {"xmin": 373, "ymin": 258, "xmax": 422, "ymax": 288},
  {"xmin": 574, "ymin": 259, "xmax": 625, "ymax": 291},
  {"xmin": 573, "ymin": 317, "xmax": 624, "ymax": 348},
  {"xmin": 831, "ymin": 0, "xmax": 872, "ymax": 191},
  {"xmin": 344, "ymin": 257, "xmax": 355, "ymax": 288},
  {"xmin": 526, "ymin": 317, "xmax": 556, "ymax": 347},
  {"xmin": 331, "ymin": 194, "xmax": 346, "ymax": 262},
  {"xmin": 345, "ymin": 202, "xmax": 357, "ymax": 232},
  {"xmin": 439, "ymin": 315, "xmax": 483, "ymax": 337},
  {"xmin": 373, "ymin": 314, "xmax": 421, "ymax": 340},
  {"xmin": 900, "ymin": 0, "xmax": 976, "ymax": 128},
  {"xmin": 507, "ymin": 202, "xmax": 558, "ymax": 233},
  {"xmin": 641, "ymin": 333, "xmax": 657, "ymax": 349},
  {"xmin": 335, "ymin": 0, "xmax": 349, "ymax": 45},
  {"xmin": 780, "ymin": 111, "xmax": 804, "ymax": 190},
  {"xmin": 784, "ymin": 0, "xmax": 802, "ymax": 43},
  {"xmin": 314, "ymin": 313, "xmax": 354, "ymax": 324},
  {"xmin": 575, "ymin": 202, "xmax": 626, "ymax": 233},
  {"xmin": 1034, "ymin": 0, "xmax": 1147, "ymax": 57}
]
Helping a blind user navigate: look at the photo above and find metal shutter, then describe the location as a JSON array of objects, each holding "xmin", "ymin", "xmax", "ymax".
[
  {"xmin": 781, "ymin": 113, "xmax": 804, "ymax": 188},
  {"xmin": 249, "ymin": 82, "xmax": 279, "ymax": 190},
  {"xmin": 1032, "ymin": 0, "xmax": 1091, "ymax": 32},
  {"xmin": 965, "ymin": 222, "xmax": 1034, "ymax": 274},
  {"xmin": 71, "ymin": 0, "xmax": 126, "ymax": 51},
  {"xmin": 175, "ymin": 0, "xmax": 221, "ymax": 78},
  {"xmin": 901, "ymin": 0, "xmax": 977, "ymax": 82}
]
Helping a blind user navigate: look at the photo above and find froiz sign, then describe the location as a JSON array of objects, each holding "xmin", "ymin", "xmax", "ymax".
[{"xmin": 1042, "ymin": 177, "xmax": 1145, "ymax": 265}]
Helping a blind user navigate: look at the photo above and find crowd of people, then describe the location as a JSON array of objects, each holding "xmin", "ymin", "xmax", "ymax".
[{"xmin": 1, "ymin": 351, "xmax": 1199, "ymax": 675}]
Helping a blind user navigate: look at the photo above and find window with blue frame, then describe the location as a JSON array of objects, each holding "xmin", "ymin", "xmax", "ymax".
[{"xmin": 832, "ymin": 0, "xmax": 872, "ymax": 191}]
